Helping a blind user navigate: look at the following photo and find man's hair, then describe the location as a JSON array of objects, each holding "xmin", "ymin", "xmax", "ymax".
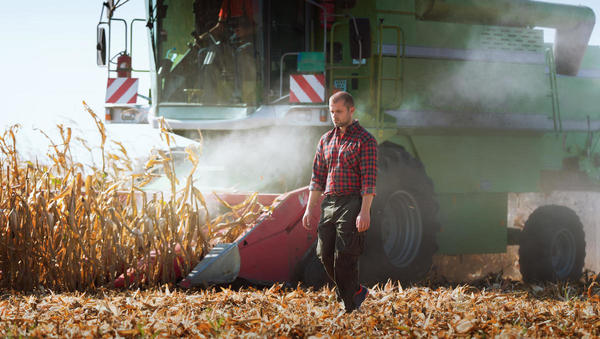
[{"xmin": 329, "ymin": 91, "xmax": 354, "ymax": 109}]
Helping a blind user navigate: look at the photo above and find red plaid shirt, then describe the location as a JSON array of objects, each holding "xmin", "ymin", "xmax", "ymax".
[{"xmin": 310, "ymin": 120, "xmax": 377, "ymax": 196}]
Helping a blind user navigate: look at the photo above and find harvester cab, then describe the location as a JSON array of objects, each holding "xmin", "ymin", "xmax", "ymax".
[{"xmin": 149, "ymin": 0, "xmax": 337, "ymax": 133}]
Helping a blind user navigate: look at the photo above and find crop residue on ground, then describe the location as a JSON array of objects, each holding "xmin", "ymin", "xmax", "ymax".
[{"xmin": 1, "ymin": 277, "xmax": 599, "ymax": 337}]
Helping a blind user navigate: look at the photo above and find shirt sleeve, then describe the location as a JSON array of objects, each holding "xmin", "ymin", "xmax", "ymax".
[
  {"xmin": 359, "ymin": 137, "xmax": 378, "ymax": 195},
  {"xmin": 309, "ymin": 138, "xmax": 327, "ymax": 192}
]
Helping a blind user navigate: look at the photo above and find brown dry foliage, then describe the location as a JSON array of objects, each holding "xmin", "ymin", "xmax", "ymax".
[
  {"xmin": 0, "ymin": 103, "xmax": 268, "ymax": 291},
  {"xmin": 0, "ymin": 277, "xmax": 599, "ymax": 337}
]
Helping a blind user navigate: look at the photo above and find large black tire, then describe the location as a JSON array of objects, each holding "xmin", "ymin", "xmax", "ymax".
[
  {"xmin": 519, "ymin": 205, "xmax": 586, "ymax": 282},
  {"xmin": 359, "ymin": 142, "xmax": 440, "ymax": 285}
]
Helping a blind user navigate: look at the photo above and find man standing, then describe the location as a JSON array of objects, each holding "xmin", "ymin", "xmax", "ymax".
[{"xmin": 302, "ymin": 91, "xmax": 377, "ymax": 313}]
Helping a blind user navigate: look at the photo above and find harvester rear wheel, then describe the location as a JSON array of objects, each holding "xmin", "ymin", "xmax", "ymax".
[
  {"xmin": 519, "ymin": 205, "xmax": 585, "ymax": 282},
  {"xmin": 360, "ymin": 142, "xmax": 440, "ymax": 285}
]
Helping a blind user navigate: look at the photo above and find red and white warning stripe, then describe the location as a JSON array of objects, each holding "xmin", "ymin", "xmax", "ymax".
[
  {"xmin": 106, "ymin": 78, "xmax": 139, "ymax": 104},
  {"xmin": 290, "ymin": 74, "xmax": 325, "ymax": 103}
]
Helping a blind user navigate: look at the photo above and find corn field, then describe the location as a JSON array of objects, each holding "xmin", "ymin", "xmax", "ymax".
[{"xmin": 0, "ymin": 103, "xmax": 267, "ymax": 291}]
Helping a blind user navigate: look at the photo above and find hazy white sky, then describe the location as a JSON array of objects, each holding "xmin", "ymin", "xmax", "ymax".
[
  {"xmin": 0, "ymin": 0, "xmax": 599, "ymax": 130},
  {"xmin": 0, "ymin": 1, "xmax": 149, "ymax": 130}
]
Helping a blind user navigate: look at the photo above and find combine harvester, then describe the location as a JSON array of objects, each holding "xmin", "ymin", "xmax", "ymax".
[{"xmin": 97, "ymin": 0, "xmax": 600, "ymax": 286}]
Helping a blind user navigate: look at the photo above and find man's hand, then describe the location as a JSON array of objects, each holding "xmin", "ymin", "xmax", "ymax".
[
  {"xmin": 356, "ymin": 209, "xmax": 370, "ymax": 232},
  {"xmin": 356, "ymin": 194, "xmax": 374, "ymax": 232},
  {"xmin": 302, "ymin": 206, "xmax": 320, "ymax": 230},
  {"xmin": 302, "ymin": 190, "xmax": 323, "ymax": 230}
]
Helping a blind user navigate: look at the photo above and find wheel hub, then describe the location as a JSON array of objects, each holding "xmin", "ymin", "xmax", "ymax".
[
  {"xmin": 551, "ymin": 227, "xmax": 576, "ymax": 279},
  {"xmin": 380, "ymin": 190, "xmax": 423, "ymax": 268}
]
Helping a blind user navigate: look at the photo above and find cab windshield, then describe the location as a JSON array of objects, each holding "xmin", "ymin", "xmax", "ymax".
[{"xmin": 156, "ymin": 0, "xmax": 263, "ymax": 106}]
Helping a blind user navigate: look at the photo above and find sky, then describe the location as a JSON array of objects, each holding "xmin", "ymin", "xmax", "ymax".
[
  {"xmin": 0, "ymin": 0, "xmax": 599, "ymax": 131},
  {"xmin": 0, "ymin": 1, "xmax": 149, "ymax": 130}
]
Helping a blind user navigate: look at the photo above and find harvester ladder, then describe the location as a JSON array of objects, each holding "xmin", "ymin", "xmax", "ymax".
[
  {"xmin": 546, "ymin": 48, "xmax": 562, "ymax": 132},
  {"xmin": 328, "ymin": 20, "xmax": 372, "ymax": 99},
  {"xmin": 376, "ymin": 21, "xmax": 405, "ymax": 133}
]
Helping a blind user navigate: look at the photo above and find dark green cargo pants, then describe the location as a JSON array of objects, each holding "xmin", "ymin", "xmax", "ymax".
[{"xmin": 316, "ymin": 195, "xmax": 365, "ymax": 311}]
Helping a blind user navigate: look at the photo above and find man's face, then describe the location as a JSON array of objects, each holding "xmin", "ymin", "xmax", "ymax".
[{"xmin": 329, "ymin": 99, "xmax": 354, "ymax": 128}]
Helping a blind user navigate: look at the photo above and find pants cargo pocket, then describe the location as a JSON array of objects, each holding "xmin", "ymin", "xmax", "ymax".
[
  {"xmin": 349, "ymin": 231, "xmax": 365, "ymax": 256},
  {"xmin": 336, "ymin": 226, "xmax": 365, "ymax": 257}
]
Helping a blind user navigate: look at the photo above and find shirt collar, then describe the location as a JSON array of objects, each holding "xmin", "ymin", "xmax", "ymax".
[
  {"xmin": 335, "ymin": 119, "xmax": 359, "ymax": 136},
  {"xmin": 348, "ymin": 119, "xmax": 359, "ymax": 133}
]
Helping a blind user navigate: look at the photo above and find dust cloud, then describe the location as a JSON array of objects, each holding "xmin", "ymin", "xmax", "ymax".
[
  {"xmin": 157, "ymin": 126, "xmax": 328, "ymax": 195},
  {"xmin": 7, "ymin": 113, "xmax": 328, "ymax": 198}
]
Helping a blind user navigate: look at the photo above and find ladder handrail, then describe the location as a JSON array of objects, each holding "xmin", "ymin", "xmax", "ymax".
[
  {"xmin": 381, "ymin": 25, "xmax": 405, "ymax": 110},
  {"xmin": 328, "ymin": 21, "xmax": 364, "ymax": 95},
  {"xmin": 376, "ymin": 22, "xmax": 406, "ymax": 132},
  {"xmin": 546, "ymin": 48, "xmax": 562, "ymax": 133}
]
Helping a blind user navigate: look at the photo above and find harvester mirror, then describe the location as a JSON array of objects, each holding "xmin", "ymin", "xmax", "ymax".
[
  {"xmin": 96, "ymin": 27, "xmax": 107, "ymax": 67},
  {"xmin": 349, "ymin": 18, "xmax": 371, "ymax": 60}
]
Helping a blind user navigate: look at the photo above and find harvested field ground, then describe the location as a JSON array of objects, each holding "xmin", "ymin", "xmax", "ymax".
[{"xmin": 1, "ymin": 276, "xmax": 599, "ymax": 338}]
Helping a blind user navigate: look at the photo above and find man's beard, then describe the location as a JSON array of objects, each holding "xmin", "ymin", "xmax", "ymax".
[{"xmin": 334, "ymin": 119, "xmax": 351, "ymax": 128}]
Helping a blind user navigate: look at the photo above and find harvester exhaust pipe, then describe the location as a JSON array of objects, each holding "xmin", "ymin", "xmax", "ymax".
[{"xmin": 415, "ymin": 0, "xmax": 596, "ymax": 76}]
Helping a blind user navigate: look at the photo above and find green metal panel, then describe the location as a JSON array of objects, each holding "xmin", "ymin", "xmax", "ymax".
[
  {"xmin": 297, "ymin": 52, "xmax": 325, "ymax": 72},
  {"xmin": 436, "ymin": 193, "xmax": 508, "ymax": 254},
  {"xmin": 579, "ymin": 45, "xmax": 600, "ymax": 70},
  {"xmin": 539, "ymin": 133, "xmax": 568, "ymax": 170},
  {"xmin": 557, "ymin": 76, "xmax": 600, "ymax": 121},
  {"xmin": 412, "ymin": 135, "xmax": 545, "ymax": 194},
  {"xmin": 158, "ymin": 105, "xmax": 249, "ymax": 120},
  {"xmin": 412, "ymin": 132, "xmax": 595, "ymax": 194},
  {"xmin": 413, "ymin": 20, "xmax": 481, "ymax": 50},
  {"xmin": 393, "ymin": 48, "xmax": 550, "ymax": 117}
]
